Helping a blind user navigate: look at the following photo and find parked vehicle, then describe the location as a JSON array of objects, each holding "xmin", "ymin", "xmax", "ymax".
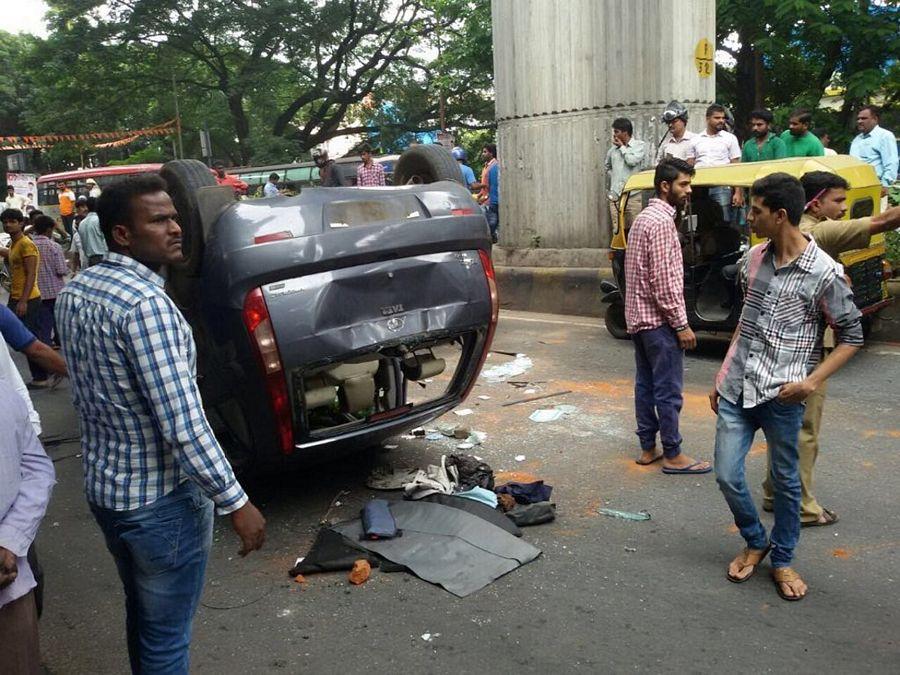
[
  {"xmin": 602, "ymin": 156, "xmax": 892, "ymax": 339},
  {"xmin": 230, "ymin": 154, "xmax": 401, "ymax": 197},
  {"xmin": 36, "ymin": 164, "xmax": 163, "ymax": 222},
  {"xmin": 160, "ymin": 145, "xmax": 491, "ymax": 473}
]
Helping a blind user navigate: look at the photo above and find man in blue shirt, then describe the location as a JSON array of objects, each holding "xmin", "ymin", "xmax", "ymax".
[
  {"xmin": 55, "ymin": 174, "xmax": 266, "ymax": 673},
  {"xmin": 850, "ymin": 105, "xmax": 898, "ymax": 191},
  {"xmin": 483, "ymin": 144, "xmax": 500, "ymax": 243},
  {"xmin": 452, "ymin": 147, "xmax": 477, "ymax": 189}
]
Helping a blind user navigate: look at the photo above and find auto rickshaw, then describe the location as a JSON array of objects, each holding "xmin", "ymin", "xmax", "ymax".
[{"xmin": 601, "ymin": 155, "xmax": 892, "ymax": 339}]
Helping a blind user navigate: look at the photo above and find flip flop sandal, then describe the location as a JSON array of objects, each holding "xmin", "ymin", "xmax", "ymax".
[
  {"xmin": 772, "ymin": 567, "xmax": 806, "ymax": 601},
  {"xmin": 635, "ymin": 453, "xmax": 664, "ymax": 466},
  {"xmin": 661, "ymin": 461, "xmax": 712, "ymax": 475},
  {"xmin": 727, "ymin": 545, "xmax": 771, "ymax": 583},
  {"xmin": 801, "ymin": 508, "xmax": 839, "ymax": 528}
]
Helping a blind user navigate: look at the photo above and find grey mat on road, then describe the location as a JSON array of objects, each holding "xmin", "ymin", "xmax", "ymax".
[{"xmin": 332, "ymin": 500, "xmax": 541, "ymax": 597}]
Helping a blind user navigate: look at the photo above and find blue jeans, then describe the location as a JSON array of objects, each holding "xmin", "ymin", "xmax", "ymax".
[
  {"xmin": 714, "ymin": 395, "xmax": 805, "ymax": 568},
  {"xmin": 485, "ymin": 203, "xmax": 499, "ymax": 240},
  {"xmin": 632, "ymin": 325, "xmax": 683, "ymax": 458},
  {"xmin": 91, "ymin": 481, "xmax": 214, "ymax": 674}
]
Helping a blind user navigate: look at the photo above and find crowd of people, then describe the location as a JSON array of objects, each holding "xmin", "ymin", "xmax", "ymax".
[{"xmin": 621, "ymin": 99, "xmax": 900, "ymax": 601}]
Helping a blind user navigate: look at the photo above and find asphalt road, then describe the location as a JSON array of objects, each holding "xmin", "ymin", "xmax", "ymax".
[{"xmin": 26, "ymin": 309, "xmax": 900, "ymax": 673}]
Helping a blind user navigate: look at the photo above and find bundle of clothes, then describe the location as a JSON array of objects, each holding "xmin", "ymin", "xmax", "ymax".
[{"xmin": 290, "ymin": 454, "xmax": 555, "ymax": 597}]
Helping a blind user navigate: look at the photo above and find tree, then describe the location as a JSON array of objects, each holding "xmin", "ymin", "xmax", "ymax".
[{"xmin": 716, "ymin": 0, "xmax": 899, "ymax": 138}]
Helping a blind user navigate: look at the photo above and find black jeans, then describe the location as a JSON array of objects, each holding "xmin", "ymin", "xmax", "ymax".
[{"xmin": 8, "ymin": 296, "xmax": 47, "ymax": 381}]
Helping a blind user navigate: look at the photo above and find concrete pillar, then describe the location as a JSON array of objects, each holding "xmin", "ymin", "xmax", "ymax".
[{"xmin": 492, "ymin": 0, "xmax": 715, "ymax": 264}]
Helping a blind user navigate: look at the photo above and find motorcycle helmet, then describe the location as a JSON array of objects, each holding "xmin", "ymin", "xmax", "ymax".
[
  {"xmin": 451, "ymin": 146, "xmax": 467, "ymax": 161},
  {"xmin": 661, "ymin": 101, "xmax": 688, "ymax": 124}
]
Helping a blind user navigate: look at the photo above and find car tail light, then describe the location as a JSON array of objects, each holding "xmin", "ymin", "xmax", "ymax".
[
  {"xmin": 242, "ymin": 289, "xmax": 293, "ymax": 454},
  {"xmin": 461, "ymin": 250, "xmax": 499, "ymax": 400},
  {"xmin": 451, "ymin": 207, "xmax": 474, "ymax": 216},
  {"xmin": 254, "ymin": 231, "xmax": 293, "ymax": 245}
]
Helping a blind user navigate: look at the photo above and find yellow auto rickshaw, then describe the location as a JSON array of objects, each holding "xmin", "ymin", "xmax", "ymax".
[{"xmin": 601, "ymin": 156, "xmax": 891, "ymax": 339}]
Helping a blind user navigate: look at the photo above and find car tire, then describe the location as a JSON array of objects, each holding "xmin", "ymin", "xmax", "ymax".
[
  {"xmin": 604, "ymin": 303, "xmax": 630, "ymax": 340},
  {"xmin": 160, "ymin": 159, "xmax": 218, "ymax": 276},
  {"xmin": 393, "ymin": 144, "xmax": 464, "ymax": 185}
]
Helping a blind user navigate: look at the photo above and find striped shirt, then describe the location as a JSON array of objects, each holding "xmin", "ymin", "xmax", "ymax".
[
  {"xmin": 32, "ymin": 235, "xmax": 68, "ymax": 300},
  {"xmin": 55, "ymin": 253, "xmax": 247, "ymax": 514},
  {"xmin": 356, "ymin": 161, "xmax": 386, "ymax": 187},
  {"xmin": 624, "ymin": 198, "xmax": 689, "ymax": 333},
  {"xmin": 716, "ymin": 237, "xmax": 863, "ymax": 408}
]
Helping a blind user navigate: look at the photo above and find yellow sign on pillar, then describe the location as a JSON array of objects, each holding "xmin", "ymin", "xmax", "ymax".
[{"xmin": 694, "ymin": 38, "xmax": 713, "ymax": 78}]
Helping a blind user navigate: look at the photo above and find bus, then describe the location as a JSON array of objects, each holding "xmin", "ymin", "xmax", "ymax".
[
  {"xmin": 232, "ymin": 154, "xmax": 400, "ymax": 197},
  {"xmin": 36, "ymin": 164, "xmax": 163, "ymax": 221}
]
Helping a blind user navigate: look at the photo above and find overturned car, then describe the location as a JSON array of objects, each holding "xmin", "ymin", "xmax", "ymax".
[{"xmin": 160, "ymin": 146, "xmax": 497, "ymax": 473}]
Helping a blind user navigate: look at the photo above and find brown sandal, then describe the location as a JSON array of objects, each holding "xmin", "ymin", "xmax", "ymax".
[
  {"xmin": 726, "ymin": 545, "xmax": 771, "ymax": 583},
  {"xmin": 772, "ymin": 567, "xmax": 807, "ymax": 601}
]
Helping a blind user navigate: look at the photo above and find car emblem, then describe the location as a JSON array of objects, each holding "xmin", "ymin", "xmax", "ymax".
[{"xmin": 386, "ymin": 316, "xmax": 405, "ymax": 332}]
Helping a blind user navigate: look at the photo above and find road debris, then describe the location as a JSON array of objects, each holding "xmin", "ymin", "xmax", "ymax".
[
  {"xmin": 624, "ymin": 546, "xmax": 637, "ymax": 553},
  {"xmin": 502, "ymin": 389, "xmax": 572, "ymax": 407},
  {"xmin": 529, "ymin": 409, "xmax": 564, "ymax": 423},
  {"xmin": 453, "ymin": 408, "xmax": 474, "ymax": 416},
  {"xmin": 348, "ymin": 559, "xmax": 371, "ymax": 585},
  {"xmin": 477, "ymin": 395, "xmax": 491, "ymax": 400},
  {"xmin": 598, "ymin": 508, "xmax": 651, "ymax": 521},
  {"xmin": 481, "ymin": 354, "xmax": 533, "ymax": 383},
  {"xmin": 515, "ymin": 454, "xmax": 526, "ymax": 462}
]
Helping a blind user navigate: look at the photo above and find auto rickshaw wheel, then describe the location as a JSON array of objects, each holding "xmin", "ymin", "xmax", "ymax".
[
  {"xmin": 604, "ymin": 303, "xmax": 630, "ymax": 340},
  {"xmin": 393, "ymin": 144, "xmax": 464, "ymax": 185}
]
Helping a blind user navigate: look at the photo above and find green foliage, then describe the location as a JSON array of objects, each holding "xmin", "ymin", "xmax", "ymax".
[
  {"xmin": 716, "ymin": 0, "xmax": 899, "ymax": 136},
  {"xmin": 107, "ymin": 144, "xmax": 171, "ymax": 166}
]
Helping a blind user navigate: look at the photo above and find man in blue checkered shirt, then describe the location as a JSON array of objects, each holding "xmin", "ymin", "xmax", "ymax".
[
  {"xmin": 709, "ymin": 173, "xmax": 862, "ymax": 603},
  {"xmin": 55, "ymin": 174, "xmax": 266, "ymax": 674}
]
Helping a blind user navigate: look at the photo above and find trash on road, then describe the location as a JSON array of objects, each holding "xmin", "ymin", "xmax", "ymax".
[
  {"xmin": 293, "ymin": 574, "xmax": 307, "ymax": 584},
  {"xmin": 453, "ymin": 408, "xmax": 474, "ymax": 416},
  {"xmin": 506, "ymin": 501, "xmax": 556, "ymax": 526},
  {"xmin": 502, "ymin": 390, "xmax": 572, "ymax": 407},
  {"xmin": 514, "ymin": 454, "xmax": 526, "ymax": 462},
  {"xmin": 481, "ymin": 354, "xmax": 533, "ymax": 383},
  {"xmin": 348, "ymin": 559, "xmax": 372, "ymax": 585},
  {"xmin": 598, "ymin": 508, "xmax": 651, "ymax": 521},
  {"xmin": 529, "ymin": 408, "xmax": 564, "ymax": 423},
  {"xmin": 477, "ymin": 395, "xmax": 491, "ymax": 400},
  {"xmin": 366, "ymin": 466, "xmax": 420, "ymax": 490},
  {"xmin": 425, "ymin": 432, "xmax": 444, "ymax": 441},
  {"xmin": 624, "ymin": 546, "xmax": 637, "ymax": 553}
]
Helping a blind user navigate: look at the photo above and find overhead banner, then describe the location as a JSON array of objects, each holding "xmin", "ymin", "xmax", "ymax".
[{"xmin": 0, "ymin": 120, "xmax": 178, "ymax": 151}]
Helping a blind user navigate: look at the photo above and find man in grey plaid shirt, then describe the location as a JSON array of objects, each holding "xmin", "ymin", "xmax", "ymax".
[{"xmin": 709, "ymin": 173, "xmax": 862, "ymax": 602}]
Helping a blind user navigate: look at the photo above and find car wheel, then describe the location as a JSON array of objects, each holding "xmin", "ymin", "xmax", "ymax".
[
  {"xmin": 160, "ymin": 159, "xmax": 218, "ymax": 276},
  {"xmin": 393, "ymin": 144, "xmax": 464, "ymax": 185},
  {"xmin": 604, "ymin": 303, "xmax": 630, "ymax": 340}
]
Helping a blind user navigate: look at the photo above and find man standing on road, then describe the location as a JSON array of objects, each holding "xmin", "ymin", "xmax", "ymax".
[
  {"xmin": 850, "ymin": 105, "xmax": 898, "ymax": 201},
  {"xmin": 606, "ymin": 118, "xmax": 647, "ymax": 233},
  {"xmin": 77, "ymin": 197, "xmax": 107, "ymax": 267},
  {"xmin": 356, "ymin": 144, "xmax": 386, "ymax": 186},
  {"xmin": 55, "ymin": 174, "xmax": 266, "ymax": 673},
  {"xmin": 691, "ymin": 104, "xmax": 743, "ymax": 218},
  {"xmin": 780, "ymin": 110, "xmax": 825, "ymax": 158},
  {"xmin": 1, "ymin": 208, "xmax": 51, "ymax": 388},
  {"xmin": 0, "ymin": 386, "xmax": 55, "ymax": 675},
  {"xmin": 711, "ymin": 173, "xmax": 862, "ymax": 601},
  {"xmin": 624, "ymin": 158, "xmax": 711, "ymax": 475},
  {"xmin": 741, "ymin": 109, "xmax": 787, "ymax": 162},
  {"xmin": 31, "ymin": 215, "xmax": 68, "ymax": 349},
  {"xmin": 758, "ymin": 171, "xmax": 900, "ymax": 528},
  {"xmin": 452, "ymin": 147, "xmax": 478, "ymax": 189},
  {"xmin": 314, "ymin": 149, "xmax": 347, "ymax": 187},
  {"xmin": 57, "ymin": 182, "xmax": 76, "ymax": 237},
  {"xmin": 656, "ymin": 101, "xmax": 697, "ymax": 164},
  {"xmin": 473, "ymin": 144, "xmax": 500, "ymax": 243}
]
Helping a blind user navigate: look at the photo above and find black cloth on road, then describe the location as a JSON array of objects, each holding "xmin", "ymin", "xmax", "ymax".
[{"xmin": 495, "ymin": 480, "xmax": 553, "ymax": 504}]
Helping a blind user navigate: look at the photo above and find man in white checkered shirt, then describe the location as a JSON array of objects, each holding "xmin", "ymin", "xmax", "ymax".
[
  {"xmin": 709, "ymin": 173, "xmax": 862, "ymax": 602},
  {"xmin": 356, "ymin": 143, "xmax": 385, "ymax": 186}
]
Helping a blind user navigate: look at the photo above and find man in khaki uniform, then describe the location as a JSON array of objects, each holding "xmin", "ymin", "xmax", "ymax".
[{"xmin": 761, "ymin": 171, "xmax": 900, "ymax": 525}]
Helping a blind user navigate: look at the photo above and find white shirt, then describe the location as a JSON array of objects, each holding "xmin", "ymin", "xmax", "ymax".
[
  {"xmin": 89, "ymin": 186, "xmax": 102, "ymax": 198},
  {"xmin": 657, "ymin": 131, "xmax": 698, "ymax": 163},
  {"xmin": 692, "ymin": 130, "xmax": 741, "ymax": 167},
  {"xmin": 5, "ymin": 195, "xmax": 26, "ymax": 211},
  {"xmin": 0, "ymin": 342, "xmax": 41, "ymax": 436}
]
